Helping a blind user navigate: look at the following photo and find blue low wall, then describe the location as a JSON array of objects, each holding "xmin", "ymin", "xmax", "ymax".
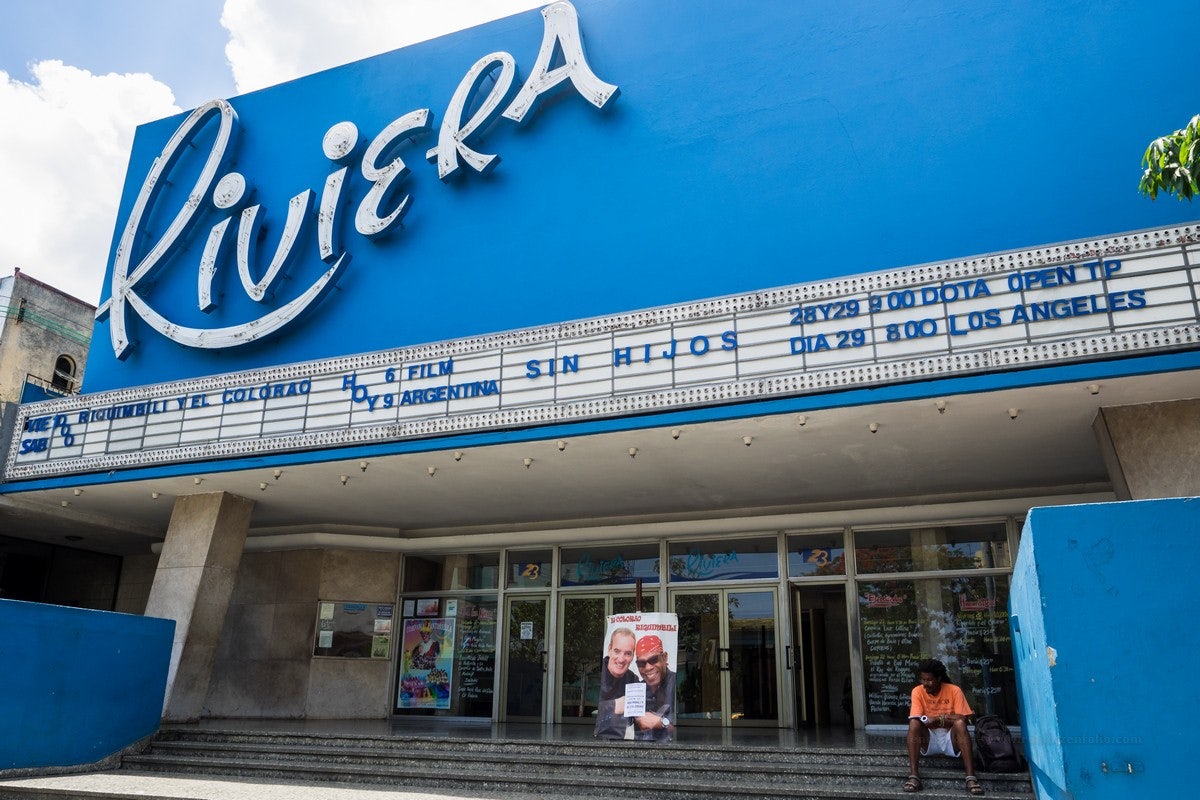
[
  {"xmin": 1011, "ymin": 498, "xmax": 1198, "ymax": 799},
  {"xmin": 0, "ymin": 599, "xmax": 174, "ymax": 770}
]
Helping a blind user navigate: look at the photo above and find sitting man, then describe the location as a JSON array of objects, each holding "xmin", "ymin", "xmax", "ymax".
[{"xmin": 904, "ymin": 658, "xmax": 983, "ymax": 796}]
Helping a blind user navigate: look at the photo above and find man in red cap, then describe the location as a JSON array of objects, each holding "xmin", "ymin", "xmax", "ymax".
[{"xmin": 632, "ymin": 634, "xmax": 676, "ymax": 742}]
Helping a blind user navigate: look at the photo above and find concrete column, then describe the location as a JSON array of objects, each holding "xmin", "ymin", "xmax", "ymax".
[
  {"xmin": 144, "ymin": 491, "xmax": 254, "ymax": 722},
  {"xmin": 1093, "ymin": 398, "xmax": 1200, "ymax": 500}
]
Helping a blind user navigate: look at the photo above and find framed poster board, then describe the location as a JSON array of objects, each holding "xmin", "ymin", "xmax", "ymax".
[{"xmin": 313, "ymin": 601, "xmax": 394, "ymax": 659}]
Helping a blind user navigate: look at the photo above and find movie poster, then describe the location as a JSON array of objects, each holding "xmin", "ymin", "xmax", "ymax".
[
  {"xmin": 396, "ymin": 617, "xmax": 456, "ymax": 709},
  {"xmin": 594, "ymin": 612, "xmax": 679, "ymax": 742}
]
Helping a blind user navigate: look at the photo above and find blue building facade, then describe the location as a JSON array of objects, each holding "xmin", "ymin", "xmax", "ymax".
[
  {"xmin": 1, "ymin": 1, "xmax": 1197, "ymax": 733},
  {"xmin": 1012, "ymin": 499, "xmax": 1199, "ymax": 799}
]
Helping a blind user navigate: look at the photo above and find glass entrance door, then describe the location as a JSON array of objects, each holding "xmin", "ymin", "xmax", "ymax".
[
  {"xmin": 791, "ymin": 584, "xmax": 852, "ymax": 727},
  {"xmin": 558, "ymin": 593, "xmax": 655, "ymax": 723},
  {"xmin": 673, "ymin": 588, "xmax": 779, "ymax": 726},
  {"xmin": 503, "ymin": 596, "xmax": 548, "ymax": 721}
]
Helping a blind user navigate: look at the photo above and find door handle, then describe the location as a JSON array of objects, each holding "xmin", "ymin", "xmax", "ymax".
[
  {"xmin": 785, "ymin": 645, "xmax": 793, "ymax": 670},
  {"xmin": 540, "ymin": 649, "xmax": 548, "ymax": 673},
  {"xmin": 719, "ymin": 647, "xmax": 731, "ymax": 671}
]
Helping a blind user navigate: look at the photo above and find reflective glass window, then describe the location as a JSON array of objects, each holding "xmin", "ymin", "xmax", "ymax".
[
  {"xmin": 393, "ymin": 595, "xmax": 497, "ymax": 718},
  {"xmin": 854, "ymin": 523, "xmax": 1010, "ymax": 574},
  {"xmin": 857, "ymin": 575, "xmax": 1016, "ymax": 726},
  {"xmin": 787, "ymin": 532, "xmax": 846, "ymax": 577},
  {"xmin": 667, "ymin": 537, "xmax": 779, "ymax": 582},
  {"xmin": 560, "ymin": 543, "xmax": 659, "ymax": 586},
  {"xmin": 403, "ymin": 552, "xmax": 499, "ymax": 592},
  {"xmin": 507, "ymin": 548, "xmax": 553, "ymax": 588}
]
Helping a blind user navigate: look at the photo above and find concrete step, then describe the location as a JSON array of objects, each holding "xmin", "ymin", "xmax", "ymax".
[
  {"xmin": 111, "ymin": 729, "xmax": 1035, "ymax": 800},
  {"xmin": 151, "ymin": 727, "xmax": 927, "ymax": 767},
  {"xmin": 0, "ymin": 727, "xmax": 1036, "ymax": 800},
  {"xmin": 134, "ymin": 739, "xmax": 1034, "ymax": 794},
  {"xmin": 149, "ymin": 733, "xmax": 912, "ymax": 766},
  {"xmin": 0, "ymin": 771, "xmax": 1029, "ymax": 800}
]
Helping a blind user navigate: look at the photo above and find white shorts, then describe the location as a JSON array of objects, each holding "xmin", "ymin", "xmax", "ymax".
[{"xmin": 922, "ymin": 728, "xmax": 960, "ymax": 758}]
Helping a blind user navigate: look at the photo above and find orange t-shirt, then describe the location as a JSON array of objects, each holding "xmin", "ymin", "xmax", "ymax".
[{"xmin": 909, "ymin": 682, "xmax": 972, "ymax": 719}]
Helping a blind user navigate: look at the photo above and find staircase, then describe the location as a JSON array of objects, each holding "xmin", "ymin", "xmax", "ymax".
[{"xmin": 26, "ymin": 726, "xmax": 1040, "ymax": 800}]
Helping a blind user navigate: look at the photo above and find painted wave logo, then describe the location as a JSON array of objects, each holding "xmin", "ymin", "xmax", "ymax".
[{"xmin": 97, "ymin": 2, "xmax": 618, "ymax": 358}]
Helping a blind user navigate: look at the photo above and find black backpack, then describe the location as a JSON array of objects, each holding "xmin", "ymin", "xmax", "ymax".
[{"xmin": 973, "ymin": 715, "xmax": 1023, "ymax": 772}]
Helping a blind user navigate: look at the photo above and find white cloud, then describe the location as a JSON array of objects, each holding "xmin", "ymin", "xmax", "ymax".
[
  {"xmin": 222, "ymin": 0, "xmax": 543, "ymax": 93},
  {"xmin": 0, "ymin": 61, "xmax": 179, "ymax": 304},
  {"xmin": 0, "ymin": 1, "xmax": 544, "ymax": 304}
]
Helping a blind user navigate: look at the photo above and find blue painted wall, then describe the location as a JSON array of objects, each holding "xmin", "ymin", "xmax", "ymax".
[
  {"xmin": 1011, "ymin": 499, "xmax": 1199, "ymax": 799},
  {"xmin": 86, "ymin": 0, "xmax": 1199, "ymax": 393},
  {"xmin": 0, "ymin": 599, "xmax": 174, "ymax": 770}
]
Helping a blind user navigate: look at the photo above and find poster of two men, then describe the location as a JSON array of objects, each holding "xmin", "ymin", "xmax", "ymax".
[{"xmin": 595, "ymin": 612, "xmax": 678, "ymax": 742}]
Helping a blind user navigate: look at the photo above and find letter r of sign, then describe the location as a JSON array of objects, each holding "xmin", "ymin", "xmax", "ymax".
[
  {"xmin": 429, "ymin": 1, "xmax": 619, "ymax": 180},
  {"xmin": 503, "ymin": 1, "xmax": 620, "ymax": 124},
  {"xmin": 97, "ymin": 100, "xmax": 238, "ymax": 358},
  {"xmin": 97, "ymin": 99, "xmax": 347, "ymax": 357}
]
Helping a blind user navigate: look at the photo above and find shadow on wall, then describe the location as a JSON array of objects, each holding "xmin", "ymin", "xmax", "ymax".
[
  {"xmin": 0, "ymin": 599, "xmax": 174, "ymax": 772},
  {"xmin": 1011, "ymin": 497, "xmax": 1199, "ymax": 800}
]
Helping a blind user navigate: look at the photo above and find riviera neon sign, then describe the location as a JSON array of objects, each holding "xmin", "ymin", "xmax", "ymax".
[{"xmin": 96, "ymin": 2, "xmax": 618, "ymax": 359}]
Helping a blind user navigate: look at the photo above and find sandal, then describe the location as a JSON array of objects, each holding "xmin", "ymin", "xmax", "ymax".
[
  {"xmin": 903, "ymin": 775, "xmax": 922, "ymax": 792},
  {"xmin": 966, "ymin": 776, "xmax": 984, "ymax": 795}
]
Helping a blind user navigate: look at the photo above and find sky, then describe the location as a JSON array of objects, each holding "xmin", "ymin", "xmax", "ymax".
[{"xmin": 0, "ymin": 0, "xmax": 543, "ymax": 305}]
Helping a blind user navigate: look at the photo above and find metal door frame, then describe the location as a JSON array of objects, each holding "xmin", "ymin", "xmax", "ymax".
[
  {"xmin": 670, "ymin": 584, "xmax": 781, "ymax": 727},
  {"xmin": 500, "ymin": 593, "xmax": 551, "ymax": 722}
]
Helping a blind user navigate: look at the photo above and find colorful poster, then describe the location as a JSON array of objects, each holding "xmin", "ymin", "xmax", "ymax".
[
  {"xmin": 594, "ymin": 612, "xmax": 679, "ymax": 743},
  {"xmin": 397, "ymin": 617, "xmax": 456, "ymax": 709}
]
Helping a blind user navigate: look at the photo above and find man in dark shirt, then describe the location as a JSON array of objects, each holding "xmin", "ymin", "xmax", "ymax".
[
  {"xmin": 594, "ymin": 627, "xmax": 638, "ymax": 738},
  {"xmin": 632, "ymin": 634, "xmax": 676, "ymax": 742}
]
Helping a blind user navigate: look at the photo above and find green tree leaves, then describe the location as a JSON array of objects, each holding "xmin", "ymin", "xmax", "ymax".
[{"xmin": 1140, "ymin": 114, "xmax": 1200, "ymax": 200}]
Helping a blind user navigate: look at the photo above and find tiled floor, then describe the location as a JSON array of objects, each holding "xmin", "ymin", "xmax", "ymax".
[{"xmin": 0, "ymin": 772, "xmax": 561, "ymax": 800}]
